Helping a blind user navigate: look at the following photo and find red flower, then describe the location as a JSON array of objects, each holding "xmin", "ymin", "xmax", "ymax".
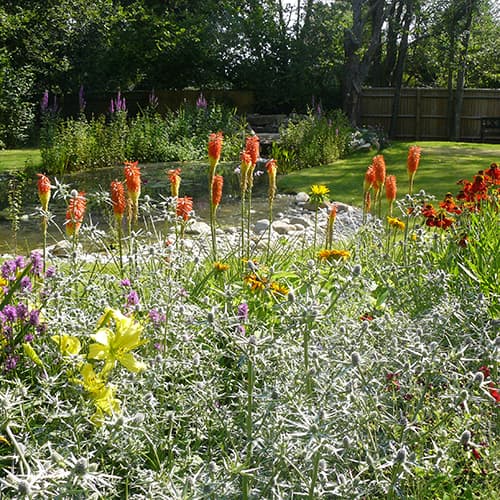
[
  {"xmin": 385, "ymin": 174, "xmax": 397, "ymax": 203},
  {"xmin": 407, "ymin": 145, "xmax": 421, "ymax": 175},
  {"xmin": 36, "ymin": 173, "xmax": 51, "ymax": 211},
  {"xmin": 488, "ymin": 382, "xmax": 500, "ymax": 403},
  {"xmin": 372, "ymin": 155, "xmax": 386, "ymax": 190},
  {"xmin": 208, "ymin": 132, "xmax": 223, "ymax": 169},
  {"xmin": 167, "ymin": 168, "xmax": 182, "ymax": 198},
  {"xmin": 66, "ymin": 192, "xmax": 86, "ymax": 236},
  {"xmin": 211, "ymin": 175, "xmax": 224, "ymax": 208},
  {"xmin": 124, "ymin": 161, "xmax": 141, "ymax": 197},
  {"xmin": 176, "ymin": 196, "xmax": 193, "ymax": 221},
  {"xmin": 110, "ymin": 180, "xmax": 126, "ymax": 219},
  {"xmin": 479, "ymin": 365, "xmax": 491, "ymax": 378},
  {"xmin": 245, "ymin": 135, "xmax": 260, "ymax": 166},
  {"xmin": 364, "ymin": 164, "xmax": 376, "ymax": 191},
  {"xmin": 472, "ymin": 448, "xmax": 481, "ymax": 460}
]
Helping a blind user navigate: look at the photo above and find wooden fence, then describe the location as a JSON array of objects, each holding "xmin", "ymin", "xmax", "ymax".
[{"xmin": 359, "ymin": 87, "xmax": 500, "ymax": 142}]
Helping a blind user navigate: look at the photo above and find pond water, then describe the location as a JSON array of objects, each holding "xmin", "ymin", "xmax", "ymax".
[{"xmin": 0, "ymin": 162, "xmax": 291, "ymax": 254}]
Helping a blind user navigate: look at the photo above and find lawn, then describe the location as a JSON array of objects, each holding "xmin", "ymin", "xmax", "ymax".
[
  {"xmin": 0, "ymin": 148, "xmax": 42, "ymax": 173},
  {"xmin": 278, "ymin": 141, "xmax": 500, "ymax": 207}
]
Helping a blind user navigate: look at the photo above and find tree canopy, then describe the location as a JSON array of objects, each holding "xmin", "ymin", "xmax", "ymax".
[{"xmin": 0, "ymin": 0, "xmax": 499, "ymax": 145}]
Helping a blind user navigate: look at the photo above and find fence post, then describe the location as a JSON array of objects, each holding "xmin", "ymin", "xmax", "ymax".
[{"xmin": 415, "ymin": 88, "xmax": 421, "ymax": 141}]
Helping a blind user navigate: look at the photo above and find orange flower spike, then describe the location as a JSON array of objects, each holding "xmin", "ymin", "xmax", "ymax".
[
  {"xmin": 326, "ymin": 203, "xmax": 337, "ymax": 249},
  {"xmin": 167, "ymin": 168, "xmax": 182, "ymax": 198},
  {"xmin": 372, "ymin": 155, "xmax": 386, "ymax": 189},
  {"xmin": 407, "ymin": 145, "xmax": 421, "ymax": 176},
  {"xmin": 245, "ymin": 135, "xmax": 260, "ymax": 166},
  {"xmin": 364, "ymin": 165, "xmax": 376, "ymax": 192},
  {"xmin": 385, "ymin": 175, "xmax": 397, "ymax": 215},
  {"xmin": 208, "ymin": 132, "xmax": 223, "ymax": 174},
  {"xmin": 212, "ymin": 175, "xmax": 224, "ymax": 208},
  {"xmin": 37, "ymin": 173, "xmax": 51, "ymax": 211},
  {"xmin": 240, "ymin": 151, "xmax": 252, "ymax": 193},
  {"xmin": 407, "ymin": 145, "xmax": 421, "ymax": 195},
  {"xmin": 65, "ymin": 191, "xmax": 86, "ymax": 236},
  {"xmin": 124, "ymin": 161, "xmax": 141, "ymax": 201},
  {"xmin": 110, "ymin": 180, "xmax": 126, "ymax": 221},
  {"xmin": 176, "ymin": 196, "xmax": 193, "ymax": 221},
  {"xmin": 266, "ymin": 159, "xmax": 278, "ymax": 203}
]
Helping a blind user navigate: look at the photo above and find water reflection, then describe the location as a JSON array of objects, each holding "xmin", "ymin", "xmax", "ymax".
[{"xmin": 0, "ymin": 162, "xmax": 289, "ymax": 253}]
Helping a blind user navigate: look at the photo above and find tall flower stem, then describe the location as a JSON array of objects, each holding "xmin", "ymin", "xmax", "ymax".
[
  {"xmin": 242, "ymin": 349, "xmax": 255, "ymax": 500},
  {"xmin": 266, "ymin": 201, "xmax": 273, "ymax": 260},
  {"xmin": 304, "ymin": 326, "xmax": 313, "ymax": 398},
  {"xmin": 246, "ymin": 187, "xmax": 253, "ymax": 259},
  {"xmin": 117, "ymin": 221, "xmax": 123, "ymax": 278},
  {"xmin": 312, "ymin": 207, "xmax": 319, "ymax": 250},
  {"xmin": 240, "ymin": 192, "xmax": 246, "ymax": 265}
]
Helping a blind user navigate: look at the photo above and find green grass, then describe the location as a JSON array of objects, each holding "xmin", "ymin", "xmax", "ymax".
[
  {"xmin": 0, "ymin": 148, "xmax": 42, "ymax": 173},
  {"xmin": 278, "ymin": 141, "xmax": 500, "ymax": 207}
]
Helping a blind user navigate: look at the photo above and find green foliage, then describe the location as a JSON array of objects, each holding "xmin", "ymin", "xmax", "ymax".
[
  {"xmin": 39, "ymin": 101, "xmax": 247, "ymax": 173},
  {"xmin": 278, "ymin": 110, "xmax": 352, "ymax": 170}
]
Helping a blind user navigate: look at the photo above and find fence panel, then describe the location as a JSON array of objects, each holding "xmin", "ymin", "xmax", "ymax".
[{"xmin": 360, "ymin": 88, "xmax": 500, "ymax": 142}]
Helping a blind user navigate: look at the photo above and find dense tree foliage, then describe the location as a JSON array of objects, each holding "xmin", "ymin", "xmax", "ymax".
[{"xmin": 0, "ymin": 0, "xmax": 498, "ymax": 145}]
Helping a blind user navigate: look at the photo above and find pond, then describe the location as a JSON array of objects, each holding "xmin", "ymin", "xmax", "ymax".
[{"xmin": 0, "ymin": 162, "xmax": 291, "ymax": 254}]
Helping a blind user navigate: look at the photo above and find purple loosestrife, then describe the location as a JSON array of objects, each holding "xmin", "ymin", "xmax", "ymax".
[
  {"xmin": 79, "ymin": 85, "xmax": 86, "ymax": 112},
  {"xmin": 196, "ymin": 93, "xmax": 208, "ymax": 109},
  {"xmin": 41, "ymin": 90, "xmax": 49, "ymax": 112},
  {"xmin": 149, "ymin": 89, "xmax": 159, "ymax": 108}
]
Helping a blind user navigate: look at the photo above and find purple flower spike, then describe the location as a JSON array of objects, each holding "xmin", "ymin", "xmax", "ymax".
[
  {"xmin": 79, "ymin": 85, "xmax": 86, "ymax": 112},
  {"xmin": 45, "ymin": 266, "xmax": 56, "ymax": 278},
  {"xmin": 20, "ymin": 276, "xmax": 32, "ymax": 293},
  {"xmin": 16, "ymin": 303, "xmax": 28, "ymax": 320},
  {"xmin": 238, "ymin": 303, "xmax": 249, "ymax": 322},
  {"xmin": 41, "ymin": 90, "xmax": 49, "ymax": 111},
  {"xmin": 5, "ymin": 355, "xmax": 19, "ymax": 371},
  {"xmin": 109, "ymin": 98, "xmax": 115, "ymax": 114},
  {"xmin": 3, "ymin": 305, "xmax": 17, "ymax": 322},
  {"xmin": 15, "ymin": 256, "xmax": 26, "ymax": 269},
  {"xmin": 1, "ymin": 260, "xmax": 16, "ymax": 280},
  {"xmin": 29, "ymin": 309, "xmax": 40, "ymax": 327},
  {"xmin": 127, "ymin": 290, "xmax": 139, "ymax": 307},
  {"xmin": 120, "ymin": 278, "xmax": 131, "ymax": 287},
  {"xmin": 30, "ymin": 251, "xmax": 43, "ymax": 276},
  {"xmin": 196, "ymin": 93, "xmax": 207, "ymax": 109}
]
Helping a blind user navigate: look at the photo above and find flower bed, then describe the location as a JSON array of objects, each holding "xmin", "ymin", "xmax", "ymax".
[{"xmin": 0, "ymin": 139, "xmax": 499, "ymax": 498}]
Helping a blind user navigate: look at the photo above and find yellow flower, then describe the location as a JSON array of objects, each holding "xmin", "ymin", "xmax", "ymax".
[
  {"xmin": 22, "ymin": 343, "xmax": 44, "ymax": 367},
  {"xmin": 213, "ymin": 261, "xmax": 230, "ymax": 272},
  {"xmin": 270, "ymin": 281, "xmax": 289, "ymax": 296},
  {"xmin": 387, "ymin": 216, "xmax": 406, "ymax": 231},
  {"xmin": 244, "ymin": 273, "xmax": 267, "ymax": 291},
  {"xmin": 52, "ymin": 335, "xmax": 82, "ymax": 356},
  {"xmin": 318, "ymin": 249, "xmax": 350, "ymax": 261},
  {"xmin": 309, "ymin": 184, "xmax": 330, "ymax": 206},
  {"xmin": 88, "ymin": 308, "xmax": 147, "ymax": 376}
]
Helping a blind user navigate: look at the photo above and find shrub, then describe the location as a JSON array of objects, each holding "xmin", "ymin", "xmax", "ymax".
[{"xmin": 278, "ymin": 109, "xmax": 352, "ymax": 171}]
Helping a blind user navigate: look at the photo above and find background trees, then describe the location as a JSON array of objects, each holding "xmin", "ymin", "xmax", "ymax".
[{"xmin": 0, "ymin": 0, "xmax": 498, "ymax": 146}]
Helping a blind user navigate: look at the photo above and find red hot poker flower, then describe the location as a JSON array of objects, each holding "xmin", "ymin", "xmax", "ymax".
[
  {"xmin": 37, "ymin": 173, "xmax": 51, "ymax": 211},
  {"xmin": 245, "ymin": 135, "xmax": 260, "ymax": 166},
  {"xmin": 211, "ymin": 175, "xmax": 224, "ymax": 208},
  {"xmin": 208, "ymin": 132, "xmax": 223, "ymax": 170},
  {"xmin": 167, "ymin": 168, "xmax": 182, "ymax": 198},
  {"xmin": 124, "ymin": 161, "xmax": 141, "ymax": 199},
  {"xmin": 110, "ymin": 180, "xmax": 126, "ymax": 220},
  {"xmin": 372, "ymin": 155, "xmax": 386, "ymax": 191},
  {"xmin": 385, "ymin": 174, "xmax": 397, "ymax": 203},
  {"xmin": 364, "ymin": 164, "xmax": 376, "ymax": 191},
  {"xmin": 176, "ymin": 196, "xmax": 193, "ymax": 221},
  {"xmin": 407, "ymin": 145, "xmax": 421, "ymax": 175},
  {"xmin": 66, "ymin": 192, "xmax": 86, "ymax": 236}
]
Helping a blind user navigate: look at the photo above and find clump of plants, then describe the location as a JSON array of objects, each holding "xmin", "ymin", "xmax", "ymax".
[
  {"xmin": 39, "ymin": 90, "xmax": 247, "ymax": 174},
  {"xmin": 275, "ymin": 108, "xmax": 352, "ymax": 172},
  {"xmin": 0, "ymin": 142, "xmax": 499, "ymax": 498}
]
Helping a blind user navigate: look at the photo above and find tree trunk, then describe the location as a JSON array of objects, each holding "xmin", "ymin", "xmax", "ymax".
[
  {"xmin": 343, "ymin": 0, "xmax": 386, "ymax": 126},
  {"xmin": 389, "ymin": 0, "xmax": 414, "ymax": 138},
  {"xmin": 452, "ymin": 0, "xmax": 475, "ymax": 141}
]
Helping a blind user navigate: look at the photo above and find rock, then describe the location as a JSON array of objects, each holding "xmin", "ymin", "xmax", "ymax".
[
  {"xmin": 272, "ymin": 220, "xmax": 294, "ymax": 235},
  {"xmin": 289, "ymin": 216, "xmax": 312, "ymax": 227},
  {"xmin": 254, "ymin": 219, "xmax": 270, "ymax": 232},
  {"xmin": 185, "ymin": 221, "xmax": 210, "ymax": 235},
  {"xmin": 295, "ymin": 192, "xmax": 309, "ymax": 204},
  {"xmin": 49, "ymin": 240, "xmax": 72, "ymax": 257}
]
